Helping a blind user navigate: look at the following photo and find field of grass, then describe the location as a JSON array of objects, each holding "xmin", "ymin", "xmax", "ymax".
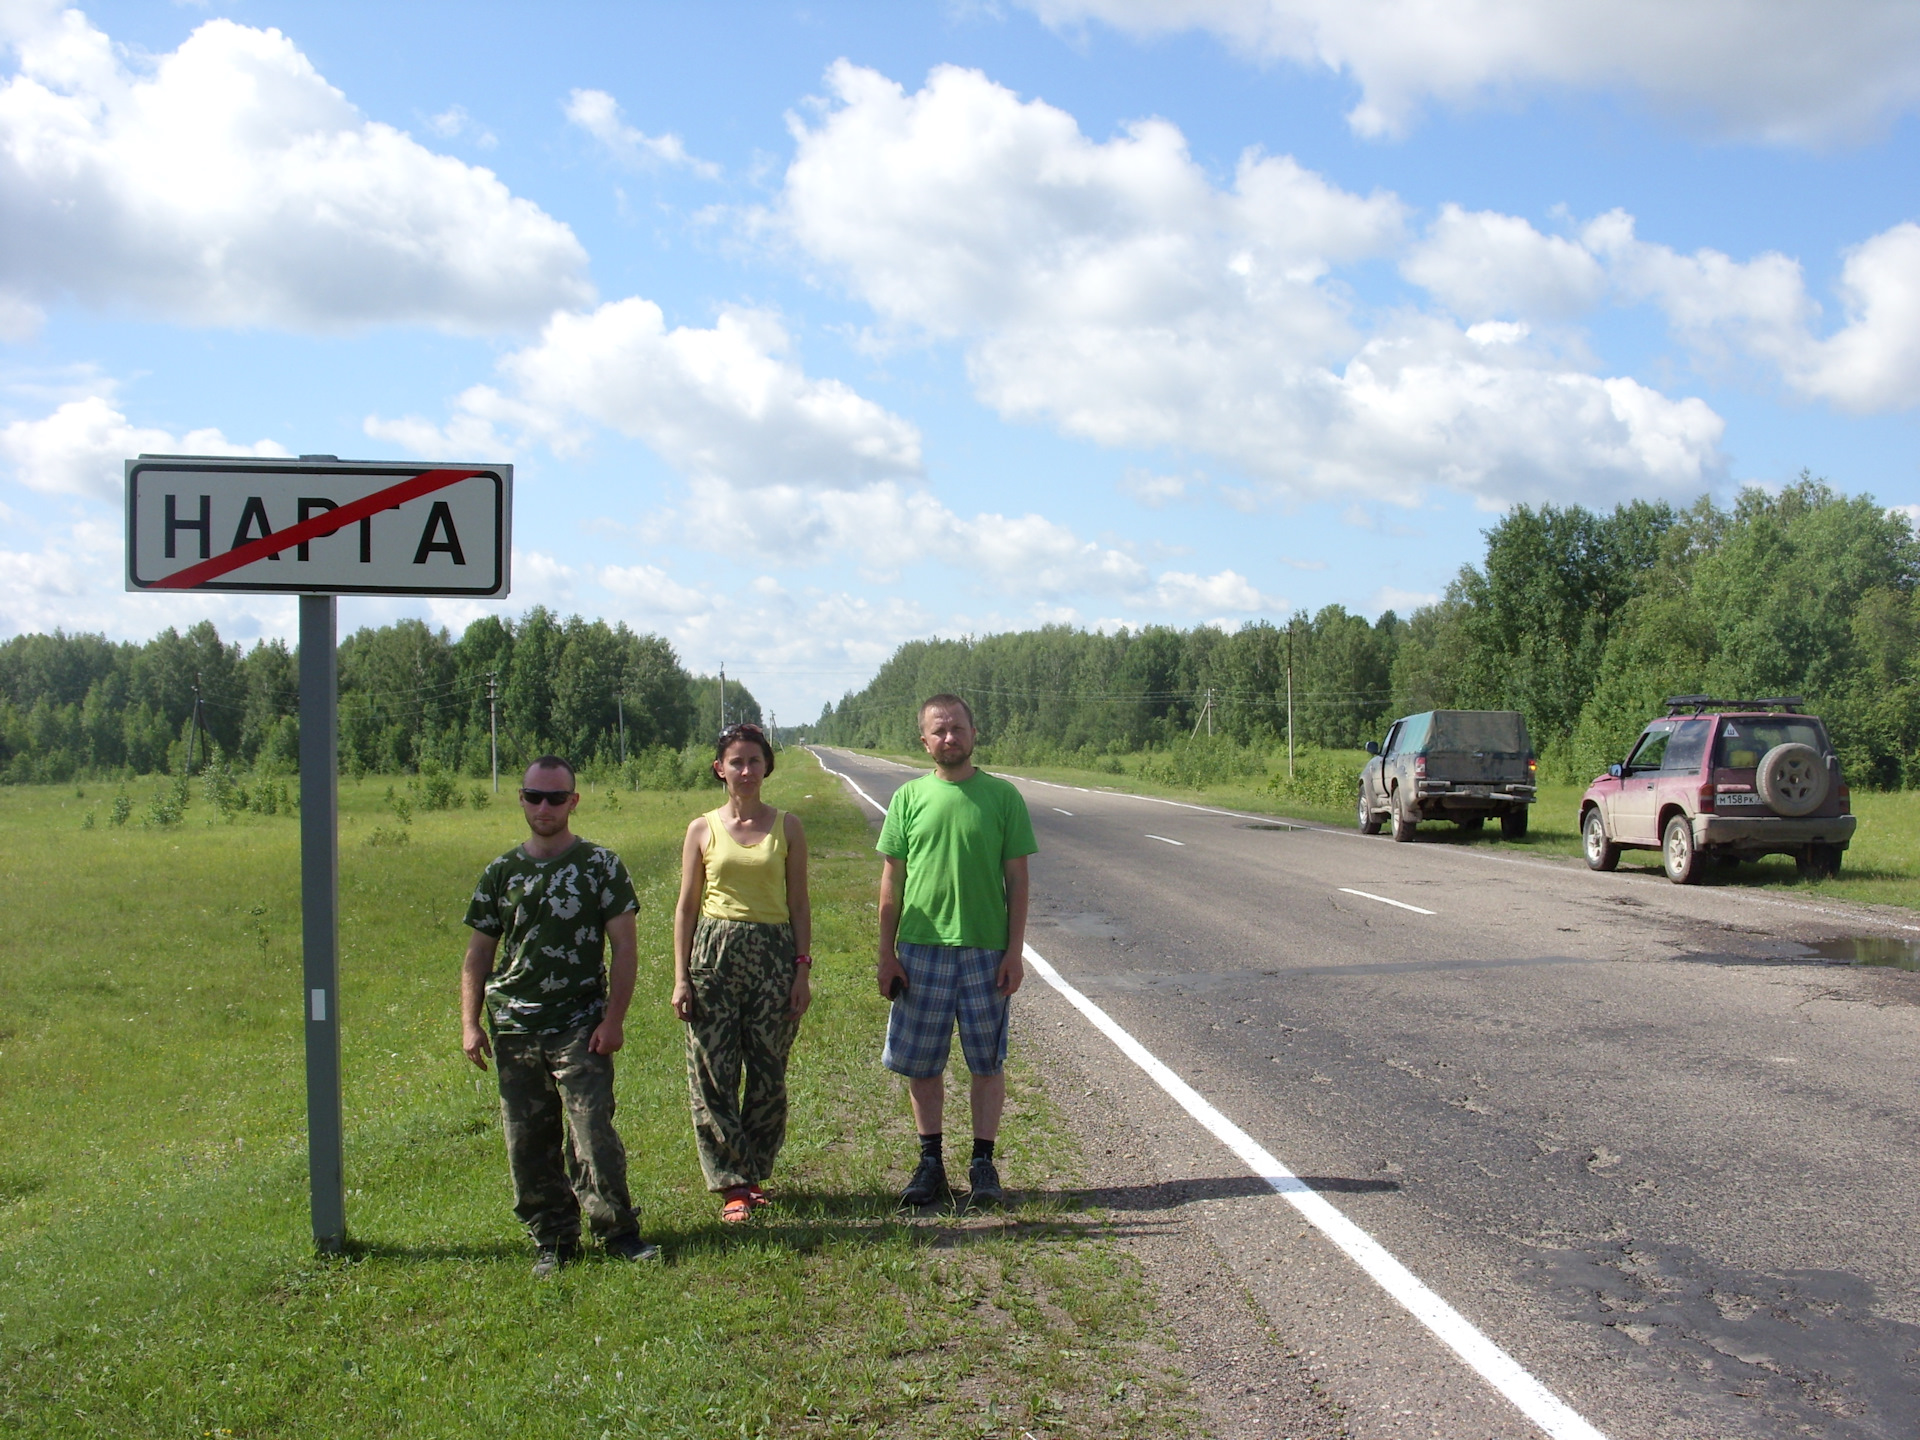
[
  {"xmin": 0, "ymin": 754, "xmax": 1194, "ymax": 1438},
  {"xmin": 843, "ymin": 748, "xmax": 1920, "ymax": 912}
]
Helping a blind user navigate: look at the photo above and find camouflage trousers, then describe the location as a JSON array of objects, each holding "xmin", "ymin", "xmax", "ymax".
[
  {"xmin": 686, "ymin": 917, "xmax": 800, "ymax": 1192},
  {"xmin": 494, "ymin": 1024, "xmax": 640, "ymax": 1247}
]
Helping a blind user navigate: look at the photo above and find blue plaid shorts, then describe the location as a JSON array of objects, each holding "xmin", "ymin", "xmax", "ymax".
[{"xmin": 882, "ymin": 944, "xmax": 1010, "ymax": 1079}]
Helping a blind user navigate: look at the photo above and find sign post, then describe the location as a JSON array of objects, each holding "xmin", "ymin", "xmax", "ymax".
[{"xmin": 127, "ymin": 455, "xmax": 512, "ymax": 1252}]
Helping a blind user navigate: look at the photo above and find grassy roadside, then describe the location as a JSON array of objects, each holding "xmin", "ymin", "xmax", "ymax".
[
  {"xmin": 834, "ymin": 747, "xmax": 1920, "ymax": 914},
  {"xmin": 0, "ymin": 753, "xmax": 1195, "ymax": 1438}
]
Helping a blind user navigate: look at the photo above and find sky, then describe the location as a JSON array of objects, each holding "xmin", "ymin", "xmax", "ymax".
[{"xmin": 3, "ymin": 0, "xmax": 1919, "ymax": 725}]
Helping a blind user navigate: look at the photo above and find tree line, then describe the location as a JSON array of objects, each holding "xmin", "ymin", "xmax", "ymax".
[
  {"xmin": 0, "ymin": 607, "xmax": 760, "ymax": 784},
  {"xmin": 810, "ymin": 477, "xmax": 1920, "ymax": 788}
]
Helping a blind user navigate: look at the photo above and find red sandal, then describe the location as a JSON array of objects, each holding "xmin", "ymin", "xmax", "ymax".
[
  {"xmin": 720, "ymin": 1187, "xmax": 754, "ymax": 1224},
  {"xmin": 746, "ymin": 1183, "xmax": 771, "ymax": 1207}
]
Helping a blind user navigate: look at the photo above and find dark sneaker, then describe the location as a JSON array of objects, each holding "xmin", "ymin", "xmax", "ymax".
[
  {"xmin": 966, "ymin": 1157, "xmax": 1004, "ymax": 1209},
  {"xmin": 899, "ymin": 1154, "xmax": 949, "ymax": 1208},
  {"xmin": 603, "ymin": 1234, "xmax": 660, "ymax": 1263},
  {"xmin": 531, "ymin": 1241, "xmax": 579, "ymax": 1278}
]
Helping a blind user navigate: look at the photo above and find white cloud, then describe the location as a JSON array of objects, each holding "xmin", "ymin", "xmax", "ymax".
[
  {"xmin": 1372, "ymin": 584, "xmax": 1438, "ymax": 614},
  {"xmin": 1588, "ymin": 211, "xmax": 1920, "ymax": 412},
  {"xmin": 368, "ymin": 298, "xmax": 923, "ymax": 488},
  {"xmin": 1022, "ymin": 0, "xmax": 1920, "ymax": 145},
  {"xmin": 779, "ymin": 63, "xmax": 1724, "ymax": 509},
  {"xmin": 0, "ymin": 394, "xmax": 288, "ymax": 502},
  {"xmin": 1119, "ymin": 469, "xmax": 1193, "ymax": 506},
  {"xmin": 1402, "ymin": 205, "xmax": 1605, "ymax": 321},
  {"xmin": 426, "ymin": 104, "xmax": 497, "ymax": 149},
  {"xmin": 0, "ymin": 5, "xmax": 590, "ymax": 332},
  {"xmin": 565, "ymin": 88, "xmax": 720, "ymax": 178},
  {"xmin": 599, "ymin": 562, "xmax": 708, "ymax": 614}
]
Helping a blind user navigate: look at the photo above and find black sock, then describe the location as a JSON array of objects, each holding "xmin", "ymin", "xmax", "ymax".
[
  {"xmin": 972, "ymin": 1138, "xmax": 995, "ymax": 1163},
  {"xmin": 919, "ymin": 1133, "xmax": 943, "ymax": 1162}
]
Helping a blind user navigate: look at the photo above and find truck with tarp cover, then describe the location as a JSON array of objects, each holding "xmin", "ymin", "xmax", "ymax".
[{"xmin": 1357, "ymin": 710, "xmax": 1538, "ymax": 842}]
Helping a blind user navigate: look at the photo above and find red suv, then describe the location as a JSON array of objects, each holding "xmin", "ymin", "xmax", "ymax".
[{"xmin": 1579, "ymin": 697, "xmax": 1856, "ymax": 883}]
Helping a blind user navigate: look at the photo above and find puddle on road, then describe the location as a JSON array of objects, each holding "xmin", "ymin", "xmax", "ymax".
[
  {"xmin": 1240, "ymin": 823, "xmax": 1292, "ymax": 831},
  {"xmin": 1802, "ymin": 935, "xmax": 1920, "ymax": 970}
]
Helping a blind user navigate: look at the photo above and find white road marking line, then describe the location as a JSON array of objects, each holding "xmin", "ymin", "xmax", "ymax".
[
  {"xmin": 1145, "ymin": 833, "xmax": 1185, "ymax": 846},
  {"xmin": 807, "ymin": 752, "xmax": 888, "ymax": 816},
  {"xmin": 1023, "ymin": 943, "xmax": 1609, "ymax": 1440},
  {"xmin": 1339, "ymin": 887, "xmax": 1437, "ymax": 916},
  {"xmin": 1053, "ymin": 807, "xmax": 1074, "ymax": 816}
]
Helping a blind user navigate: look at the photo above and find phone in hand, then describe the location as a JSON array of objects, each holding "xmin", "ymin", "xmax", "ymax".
[{"xmin": 888, "ymin": 974, "xmax": 907, "ymax": 1000}]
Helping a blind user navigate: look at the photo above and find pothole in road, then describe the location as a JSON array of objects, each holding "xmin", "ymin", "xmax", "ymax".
[{"xmin": 1800, "ymin": 935, "xmax": 1920, "ymax": 970}]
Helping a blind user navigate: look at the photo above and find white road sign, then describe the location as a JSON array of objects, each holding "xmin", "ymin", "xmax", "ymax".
[{"xmin": 126, "ymin": 455, "xmax": 511, "ymax": 596}]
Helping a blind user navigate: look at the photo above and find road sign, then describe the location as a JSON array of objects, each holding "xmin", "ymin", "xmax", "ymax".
[
  {"xmin": 125, "ymin": 452, "xmax": 512, "ymax": 1254},
  {"xmin": 126, "ymin": 456, "xmax": 511, "ymax": 595}
]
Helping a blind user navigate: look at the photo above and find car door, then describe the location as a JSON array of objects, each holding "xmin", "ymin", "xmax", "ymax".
[
  {"xmin": 1612, "ymin": 724, "xmax": 1671, "ymax": 844},
  {"xmin": 1366, "ymin": 721, "xmax": 1403, "ymax": 812},
  {"xmin": 1657, "ymin": 719, "xmax": 1713, "ymax": 816}
]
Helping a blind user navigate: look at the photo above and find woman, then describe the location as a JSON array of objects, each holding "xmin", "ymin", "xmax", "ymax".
[{"xmin": 672, "ymin": 722, "xmax": 812, "ymax": 1223}]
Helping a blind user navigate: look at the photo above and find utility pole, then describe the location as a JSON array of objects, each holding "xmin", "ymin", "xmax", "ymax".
[
  {"xmin": 486, "ymin": 670, "xmax": 500, "ymax": 793},
  {"xmin": 188, "ymin": 671, "xmax": 206, "ymax": 774},
  {"xmin": 1189, "ymin": 687, "xmax": 1214, "ymax": 741},
  {"xmin": 1286, "ymin": 622, "xmax": 1295, "ymax": 781},
  {"xmin": 616, "ymin": 690, "xmax": 626, "ymax": 765},
  {"xmin": 718, "ymin": 662, "xmax": 726, "ymax": 734}
]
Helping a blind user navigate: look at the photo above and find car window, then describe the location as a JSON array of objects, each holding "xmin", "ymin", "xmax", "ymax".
[
  {"xmin": 1661, "ymin": 719, "xmax": 1712, "ymax": 773},
  {"xmin": 1625, "ymin": 727, "xmax": 1671, "ymax": 773},
  {"xmin": 1381, "ymin": 721, "xmax": 1403, "ymax": 758},
  {"xmin": 1715, "ymin": 718, "xmax": 1826, "ymax": 770}
]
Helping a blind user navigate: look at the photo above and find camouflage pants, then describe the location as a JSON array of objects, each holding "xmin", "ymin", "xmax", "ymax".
[
  {"xmin": 494, "ymin": 1025, "xmax": 639, "ymax": 1247},
  {"xmin": 686, "ymin": 917, "xmax": 799, "ymax": 1191}
]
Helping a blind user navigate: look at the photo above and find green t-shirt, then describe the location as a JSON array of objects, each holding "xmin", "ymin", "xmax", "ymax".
[
  {"xmin": 463, "ymin": 838, "xmax": 639, "ymax": 1035},
  {"xmin": 877, "ymin": 770, "xmax": 1037, "ymax": 950}
]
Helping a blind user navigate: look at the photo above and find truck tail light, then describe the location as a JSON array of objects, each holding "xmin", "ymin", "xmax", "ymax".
[
  {"xmin": 1839, "ymin": 784, "xmax": 1851, "ymax": 806},
  {"xmin": 1528, "ymin": 757, "xmax": 1538, "ymax": 774},
  {"xmin": 1414, "ymin": 755, "xmax": 1426, "ymax": 778},
  {"xmin": 1697, "ymin": 782, "xmax": 1715, "ymax": 812}
]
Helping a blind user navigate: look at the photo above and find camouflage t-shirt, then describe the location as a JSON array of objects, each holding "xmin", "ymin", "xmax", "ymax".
[{"xmin": 463, "ymin": 838, "xmax": 639, "ymax": 1035}]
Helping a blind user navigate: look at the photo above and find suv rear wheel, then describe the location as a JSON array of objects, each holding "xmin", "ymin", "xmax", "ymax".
[
  {"xmin": 1663, "ymin": 814, "xmax": 1699, "ymax": 884},
  {"xmin": 1582, "ymin": 807, "xmax": 1620, "ymax": 871}
]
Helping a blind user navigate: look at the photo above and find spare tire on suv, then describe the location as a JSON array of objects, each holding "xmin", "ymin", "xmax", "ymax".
[{"xmin": 1756, "ymin": 742, "xmax": 1827, "ymax": 816}]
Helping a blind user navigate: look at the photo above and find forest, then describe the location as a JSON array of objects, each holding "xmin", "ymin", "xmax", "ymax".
[
  {"xmin": 810, "ymin": 478, "xmax": 1920, "ymax": 789},
  {"xmin": 0, "ymin": 606, "xmax": 759, "ymax": 785}
]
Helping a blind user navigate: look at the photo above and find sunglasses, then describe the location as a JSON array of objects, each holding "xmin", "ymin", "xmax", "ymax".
[{"xmin": 519, "ymin": 788, "xmax": 575, "ymax": 807}]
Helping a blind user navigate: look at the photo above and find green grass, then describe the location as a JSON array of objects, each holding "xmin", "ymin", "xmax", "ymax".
[
  {"xmin": 848, "ymin": 748, "xmax": 1920, "ymax": 912},
  {"xmin": 0, "ymin": 756, "xmax": 1195, "ymax": 1438}
]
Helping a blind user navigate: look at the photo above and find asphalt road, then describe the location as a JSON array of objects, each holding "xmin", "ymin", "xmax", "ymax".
[{"xmin": 810, "ymin": 747, "xmax": 1920, "ymax": 1440}]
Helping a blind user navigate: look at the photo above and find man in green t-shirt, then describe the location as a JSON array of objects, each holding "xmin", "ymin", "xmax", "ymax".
[
  {"xmin": 877, "ymin": 695, "xmax": 1037, "ymax": 1208},
  {"xmin": 461, "ymin": 756, "xmax": 657, "ymax": 1274}
]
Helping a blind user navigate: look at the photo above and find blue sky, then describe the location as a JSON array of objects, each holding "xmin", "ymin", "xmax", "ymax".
[{"xmin": 3, "ymin": 1, "xmax": 1918, "ymax": 723}]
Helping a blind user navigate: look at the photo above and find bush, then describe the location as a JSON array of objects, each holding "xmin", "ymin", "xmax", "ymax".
[
  {"xmin": 108, "ymin": 791, "xmax": 132, "ymax": 827},
  {"xmin": 1135, "ymin": 734, "xmax": 1268, "ymax": 790},
  {"xmin": 468, "ymin": 785, "xmax": 491, "ymax": 810},
  {"xmin": 1267, "ymin": 746, "xmax": 1369, "ymax": 812},
  {"xmin": 618, "ymin": 745, "xmax": 705, "ymax": 792}
]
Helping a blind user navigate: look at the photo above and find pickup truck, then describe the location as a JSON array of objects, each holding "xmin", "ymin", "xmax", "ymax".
[{"xmin": 1359, "ymin": 709, "xmax": 1537, "ymax": 842}]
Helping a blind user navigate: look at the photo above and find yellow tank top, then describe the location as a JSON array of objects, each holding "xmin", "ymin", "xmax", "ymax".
[{"xmin": 700, "ymin": 807, "xmax": 790, "ymax": 923}]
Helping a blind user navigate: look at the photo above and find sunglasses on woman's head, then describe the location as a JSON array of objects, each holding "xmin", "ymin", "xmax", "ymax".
[{"xmin": 520, "ymin": 788, "xmax": 574, "ymax": 806}]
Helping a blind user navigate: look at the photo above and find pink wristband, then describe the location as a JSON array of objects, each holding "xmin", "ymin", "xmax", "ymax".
[{"xmin": 793, "ymin": 954, "xmax": 813, "ymax": 966}]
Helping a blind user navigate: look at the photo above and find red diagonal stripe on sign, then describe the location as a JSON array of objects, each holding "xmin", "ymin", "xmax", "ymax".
[{"xmin": 150, "ymin": 469, "xmax": 485, "ymax": 589}]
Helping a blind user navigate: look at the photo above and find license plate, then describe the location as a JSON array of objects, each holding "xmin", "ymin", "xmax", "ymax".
[{"xmin": 1718, "ymin": 792, "xmax": 1764, "ymax": 806}]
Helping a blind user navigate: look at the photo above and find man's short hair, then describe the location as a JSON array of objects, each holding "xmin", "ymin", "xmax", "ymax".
[
  {"xmin": 918, "ymin": 693, "xmax": 974, "ymax": 728},
  {"xmin": 525, "ymin": 754, "xmax": 577, "ymax": 789}
]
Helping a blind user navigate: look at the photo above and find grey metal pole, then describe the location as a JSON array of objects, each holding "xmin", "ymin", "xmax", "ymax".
[{"xmin": 298, "ymin": 593, "xmax": 346, "ymax": 1252}]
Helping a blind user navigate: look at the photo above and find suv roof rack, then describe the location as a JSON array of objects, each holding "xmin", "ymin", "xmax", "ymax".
[{"xmin": 1663, "ymin": 695, "xmax": 1805, "ymax": 716}]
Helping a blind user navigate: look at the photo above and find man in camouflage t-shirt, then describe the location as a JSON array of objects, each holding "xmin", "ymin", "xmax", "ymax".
[{"xmin": 461, "ymin": 756, "xmax": 655, "ymax": 1273}]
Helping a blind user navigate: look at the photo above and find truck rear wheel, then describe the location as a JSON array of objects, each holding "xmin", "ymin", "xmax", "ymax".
[
  {"xmin": 1391, "ymin": 799, "xmax": 1416, "ymax": 843},
  {"xmin": 1357, "ymin": 786, "xmax": 1381, "ymax": 835},
  {"xmin": 1500, "ymin": 808, "xmax": 1528, "ymax": 839}
]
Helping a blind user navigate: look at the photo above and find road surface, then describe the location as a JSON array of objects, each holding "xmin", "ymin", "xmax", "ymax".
[{"xmin": 811, "ymin": 747, "xmax": 1920, "ymax": 1440}]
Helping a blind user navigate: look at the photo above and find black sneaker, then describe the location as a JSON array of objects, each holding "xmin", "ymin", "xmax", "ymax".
[
  {"xmin": 899, "ymin": 1154, "xmax": 949, "ymax": 1208},
  {"xmin": 531, "ymin": 1241, "xmax": 579, "ymax": 1278},
  {"xmin": 966, "ymin": 1157, "xmax": 1004, "ymax": 1209},
  {"xmin": 603, "ymin": 1234, "xmax": 660, "ymax": 1263}
]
